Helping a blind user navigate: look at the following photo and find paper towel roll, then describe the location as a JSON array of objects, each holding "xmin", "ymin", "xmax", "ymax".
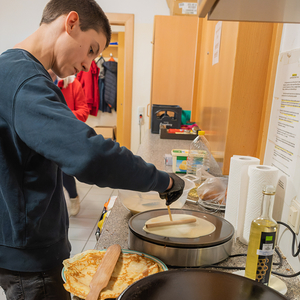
[
  {"xmin": 224, "ymin": 156, "xmax": 260, "ymax": 237},
  {"xmin": 240, "ymin": 165, "xmax": 279, "ymax": 244}
]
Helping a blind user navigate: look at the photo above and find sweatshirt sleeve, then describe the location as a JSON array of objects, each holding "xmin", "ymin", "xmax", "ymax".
[{"xmin": 13, "ymin": 75, "xmax": 170, "ymax": 193}]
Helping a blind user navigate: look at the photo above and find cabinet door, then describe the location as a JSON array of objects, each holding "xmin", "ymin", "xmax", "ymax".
[
  {"xmin": 192, "ymin": 19, "xmax": 282, "ymax": 174},
  {"xmin": 151, "ymin": 16, "xmax": 198, "ymax": 111}
]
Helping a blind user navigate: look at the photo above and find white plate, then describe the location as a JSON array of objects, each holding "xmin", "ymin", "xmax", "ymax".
[
  {"xmin": 61, "ymin": 248, "xmax": 168, "ymax": 282},
  {"xmin": 119, "ymin": 178, "xmax": 195, "ymax": 214},
  {"xmin": 233, "ymin": 270, "xmax": 287, "ymax": 295},
  {"xmin": 198, "ymin": 199, "xmax": 226, "ymax": 211}
]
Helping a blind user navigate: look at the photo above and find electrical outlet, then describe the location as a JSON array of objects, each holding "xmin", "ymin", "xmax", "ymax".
[
  {"xmin": 137, "ymin": 106, "xmax": 145, "ymax": 125},
  {"xmin": 287, "ymin": 197, "xmax": 300, "ymax": 234}
]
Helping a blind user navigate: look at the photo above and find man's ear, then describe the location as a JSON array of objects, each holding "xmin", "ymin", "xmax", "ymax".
[{"xmin": 65, "ymin": 11, "xmax": 80, "ymax": 35}]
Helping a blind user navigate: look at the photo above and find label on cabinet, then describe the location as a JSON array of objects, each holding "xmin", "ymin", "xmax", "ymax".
[{"xmin": 167, "ymin": 0, "xmax": 197, "ymax": 16}]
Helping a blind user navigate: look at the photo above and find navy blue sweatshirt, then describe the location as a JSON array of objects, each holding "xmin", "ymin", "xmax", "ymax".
[{"xmin": 0, "ymin": 49, "xmax": 169, "ymax": 272}]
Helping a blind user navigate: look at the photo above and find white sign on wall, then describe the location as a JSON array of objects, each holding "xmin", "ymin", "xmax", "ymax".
[{"xmin": 265, "ymin": 49, "xmax": 300, "ymax": 178}]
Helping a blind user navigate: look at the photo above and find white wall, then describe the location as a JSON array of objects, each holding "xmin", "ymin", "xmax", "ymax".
[
  {"xmin": 97, "ymin": 1, "xmax": 170, "ymax": 153},
  {"xmin": 0, "ymin": 1, "xmax": 48, "ymax": 52},
  {"xmin": 280, "ymin": 24, "xmax": 300, "ymax": 52},
  {"xmin": 0, "ymin": 0, "xmax": 170, "ymax": 154},
  {"xmin": 264, "ymin": 24, "xmax": 300, "ymax": 272}
]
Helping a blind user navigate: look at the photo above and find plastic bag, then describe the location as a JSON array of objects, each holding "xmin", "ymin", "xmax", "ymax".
[
  {"xmin": 196, "ymin": 166, "xmax": 215, "ymax": 182},
  {"xmin": 197, "ymin": 177, "xmax": 228, "ymax": 205}
]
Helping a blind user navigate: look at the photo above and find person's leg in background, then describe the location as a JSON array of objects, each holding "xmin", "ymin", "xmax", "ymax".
[
  {"xmin": 0, "ymin": 266, "xmax": 71, "ymax": 300},
  {"xmin": 63, "ymin": 172, "xmax": 80, "ymax": 216}
]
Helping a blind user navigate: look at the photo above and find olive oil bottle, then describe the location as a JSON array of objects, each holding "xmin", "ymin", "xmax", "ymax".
[{"xmin": 245, "ymin": 185, "xmax": 277, "ymax": 286}]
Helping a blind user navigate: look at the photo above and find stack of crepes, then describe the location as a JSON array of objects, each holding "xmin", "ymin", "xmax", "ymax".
[{"xmin": 63, "ymin": 249, "xmax": 162, "ymax": 299}]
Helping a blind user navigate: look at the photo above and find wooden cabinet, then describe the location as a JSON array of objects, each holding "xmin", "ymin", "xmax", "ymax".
[
  {"xmin": 150, "ymin": 16, "xmax": 198, "ymax": 111},
  {"xmin": 148, "ymin": 15, "xmax": 282, "ymax": 173},
  {"xmin": 191, "ymin": 19, "xmax": 282, "ymax": 174}
]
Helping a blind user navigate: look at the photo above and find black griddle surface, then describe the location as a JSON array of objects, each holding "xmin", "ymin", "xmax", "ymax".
[
  {"xmin": 118, "ymin": 269, "xmax": 287, "ymax": 300},
  {"xmin": 128, "ymin": 209, "xmax": 234, "ymax": 248}
]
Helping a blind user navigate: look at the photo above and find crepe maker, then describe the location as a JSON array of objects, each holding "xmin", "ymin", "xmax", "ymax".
[
  {"xmin": 105, "ymin": 269, "xmax": 287, "ymax": 300},
  {"xmin": 128, "ymin": 209, "xmax": 234, "ymax": 267}
]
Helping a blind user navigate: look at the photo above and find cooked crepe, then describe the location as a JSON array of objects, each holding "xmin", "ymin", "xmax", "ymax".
[
  {"xmin": 188, "ymin": 187, "xmax": 199, "ymax": 200},
  {"xmin": 63, "ymin": 250, "xmax": 162, "ymax": 299},
  {"xmin": 143, "ymin": 214, "xmax": 216, "ymax": 238}
]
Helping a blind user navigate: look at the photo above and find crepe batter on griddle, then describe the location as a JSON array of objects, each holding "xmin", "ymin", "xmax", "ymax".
[{"xmin": 143, "ymin": 214, "xmax": 216, "ymax": 238}]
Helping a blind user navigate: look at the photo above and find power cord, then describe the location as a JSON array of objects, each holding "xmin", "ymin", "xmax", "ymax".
[
  {"xmin": 200, "ymin": 221, "xmax": 300, "ymax": 278},
  {"xmin": 200, "ymin": 248, "xmax": 281, "ymax": 271},
  {"xmin": 272, "ymin": 221, "xmax": 300, "ymax": 278},
  {"xmin": 277, "ymin": 221, "xmax": 300, "ymax": 257},
  {"xmin": 273, "ymin": 247, "xmax": 283, "ymax": 266}
]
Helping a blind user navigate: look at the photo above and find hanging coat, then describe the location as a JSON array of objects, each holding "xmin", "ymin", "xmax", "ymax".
[
  {"xmin": 103, "ymin": 61, "xmax": 117, "ymax": 110},
  {"xmin": 77, "ymin": 61, "xmax": 100, "ymax": 116},
  {"xmin": 96, "ymin": 56, "xmax": 111, "ymax": 113}
]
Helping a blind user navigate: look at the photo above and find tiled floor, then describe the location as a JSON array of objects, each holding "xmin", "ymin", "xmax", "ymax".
[
  {"xmin": 0, "ymin": 180, "xmax": 115, "ymax": 299},
  {"xmin": 68, "ymin": 180, "xmax": 116, "ymax": 258}
]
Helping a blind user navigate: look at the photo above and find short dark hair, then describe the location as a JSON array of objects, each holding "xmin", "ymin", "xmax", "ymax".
[{"xmin": 40, "ymin": 0, "xmax": 111, "ymax": 48}]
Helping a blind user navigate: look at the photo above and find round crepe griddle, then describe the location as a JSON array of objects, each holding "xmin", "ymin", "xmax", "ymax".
[
  {"xmin": 128, "ymin": 209, "xmax": 234, "ymax": 248},
  {"xmin": 117, "ymin": 269, "xmax": 287, "ymax": 300}
]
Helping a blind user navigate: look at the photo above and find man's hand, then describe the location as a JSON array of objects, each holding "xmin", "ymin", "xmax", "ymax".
[{"xmin": 159, "ymin": 173, "xmax": 185, "ymax": 206}]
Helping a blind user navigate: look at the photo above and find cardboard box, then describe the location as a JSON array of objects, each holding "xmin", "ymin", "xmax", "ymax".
[
  {"xmin": 93, "ymin": 126, "xmax": 116, "ymax": 140},
  {"xmin": 171, "ymin": 148, "xmax": 206, "ymax": 174},
  {"xmin": 166, "ymin": 0, "xmax": 198, "ymax": 16},
  {"xmin": 171, "ymin": 149, "xmax": 189, "ymax": 174}
]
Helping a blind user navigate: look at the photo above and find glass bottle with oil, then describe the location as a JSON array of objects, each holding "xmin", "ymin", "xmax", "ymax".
[{"xmin": 245, "ymin": 185, "xmax": 277, "ymax": 286}]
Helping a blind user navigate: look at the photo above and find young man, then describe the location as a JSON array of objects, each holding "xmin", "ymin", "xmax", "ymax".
[{"xmin": 0, "ymin": 0, "xmax": 184, "ymax": 299}]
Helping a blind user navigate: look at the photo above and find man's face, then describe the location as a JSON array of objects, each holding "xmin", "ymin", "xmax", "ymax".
[{"xmin": 53, "ymin": 25, "xmax": 107, "ymax": 78}]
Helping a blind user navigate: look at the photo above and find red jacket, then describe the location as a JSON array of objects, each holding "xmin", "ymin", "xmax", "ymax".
[
  {"xmin": 58, "ymin": 78, "xmax": 89, "ymax": 122},
  {"xmin": 76, "ymin": 61, "xmax": 100, "ymax": 116}
]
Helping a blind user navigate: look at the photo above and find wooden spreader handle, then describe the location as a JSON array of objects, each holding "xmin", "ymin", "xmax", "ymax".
[
  {"xmin": 145, "ymin": 217, "xmax": 197, "ymax": 228},
  {"xmin": 86, "ymin": 244, "xmax": 121, "ymax": 300}
]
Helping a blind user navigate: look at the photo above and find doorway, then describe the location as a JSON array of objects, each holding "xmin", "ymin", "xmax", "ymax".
[{"xmin": 106, "ymin": 13, "xmax": 134, "ymax": 149}]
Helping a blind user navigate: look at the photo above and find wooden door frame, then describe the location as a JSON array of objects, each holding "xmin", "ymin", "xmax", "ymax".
[
  {"xmin": 257, "ymin": 23, "xmax": 283, "ymax": 162},
  {"xmin": 106, "ymin": 13, "xmax": 134, "ymax": 149}
]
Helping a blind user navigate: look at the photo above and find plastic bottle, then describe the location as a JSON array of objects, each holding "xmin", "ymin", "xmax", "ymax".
[
  {"xmin": 186, "ymin": 131, "xmax": 211, "ymax": 175},
  {"xmin": 245, "ymin": 185, "xmax": 277, "ymax": 286}
]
